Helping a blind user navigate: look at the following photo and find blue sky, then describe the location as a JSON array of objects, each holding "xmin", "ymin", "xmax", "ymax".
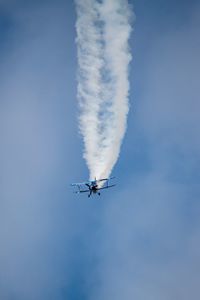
[{"xmin": 1, "ymin": 0, "xmax": 200, "ymax": 299}]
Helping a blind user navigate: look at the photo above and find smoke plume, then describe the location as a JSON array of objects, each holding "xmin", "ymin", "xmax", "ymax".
[{"xmin": 75, "ymin": 0, "xmax": 133, "ymax": 180}]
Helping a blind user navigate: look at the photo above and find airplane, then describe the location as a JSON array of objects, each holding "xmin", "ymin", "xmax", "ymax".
[{"xmin": 71, "ymin": 177, "xmax": 115, "ymax": 198}]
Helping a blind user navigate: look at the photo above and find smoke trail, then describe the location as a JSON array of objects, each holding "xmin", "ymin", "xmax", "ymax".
[{"xmin": 75, "ymin": 0, "xmax": 133, "ymax": 180}]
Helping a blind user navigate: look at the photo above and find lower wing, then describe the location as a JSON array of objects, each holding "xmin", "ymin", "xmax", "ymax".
[
  {"xmin": 74, "ymin": 189, "xmax": 90, "ymax": 193},
  {"xmin": 97, "ymin": 184, "xmax": 116, "ymax": 191}
]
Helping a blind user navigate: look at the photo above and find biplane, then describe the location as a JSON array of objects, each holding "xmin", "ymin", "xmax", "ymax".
[{"xmin": 71, "ymin": 177, "xmax": 115, "ymax": 197}]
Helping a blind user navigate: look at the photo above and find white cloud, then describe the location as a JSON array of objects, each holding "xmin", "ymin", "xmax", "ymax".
[
  {"xmin": 89, "ymin": 3, "xmax": 200, "ymax": 300},
  {"xmin": 0, "ymin": 1, "xmax": 78, "ymax": 299}
]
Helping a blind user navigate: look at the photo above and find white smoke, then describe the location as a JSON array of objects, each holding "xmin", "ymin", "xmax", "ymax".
[{"xmin": 75, "ymin": 0, "xmax": 133, "ymax": 180}]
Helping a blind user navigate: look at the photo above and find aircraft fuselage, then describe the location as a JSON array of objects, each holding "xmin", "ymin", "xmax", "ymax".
[{"xmin": 88, "ymin": 182, "xmax": 100, "ymax": 197}]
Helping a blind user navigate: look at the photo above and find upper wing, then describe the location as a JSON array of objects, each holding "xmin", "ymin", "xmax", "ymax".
[
  {"xmin": 97, "ymin": 179, "xmax": 108, "ymax": 182},
  {"xmin": 71, "ymin": 177, "xmax": 115, "ymax": 185},
  {"xmin": 97, "ymin": 176, "xmax": 115, "ymax": 182},
  {"xmin": 71, "ymin": 182, "xmax": 90, "ymax": 194},
  {"xmin": 71, "ymin": 182, "xmax": 88, "ymax": 187}
]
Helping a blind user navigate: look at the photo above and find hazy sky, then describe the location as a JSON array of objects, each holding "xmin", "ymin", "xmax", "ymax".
[{"xmin": 1, "ymin": 0, "xmax": 200, "ymax": 299}]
